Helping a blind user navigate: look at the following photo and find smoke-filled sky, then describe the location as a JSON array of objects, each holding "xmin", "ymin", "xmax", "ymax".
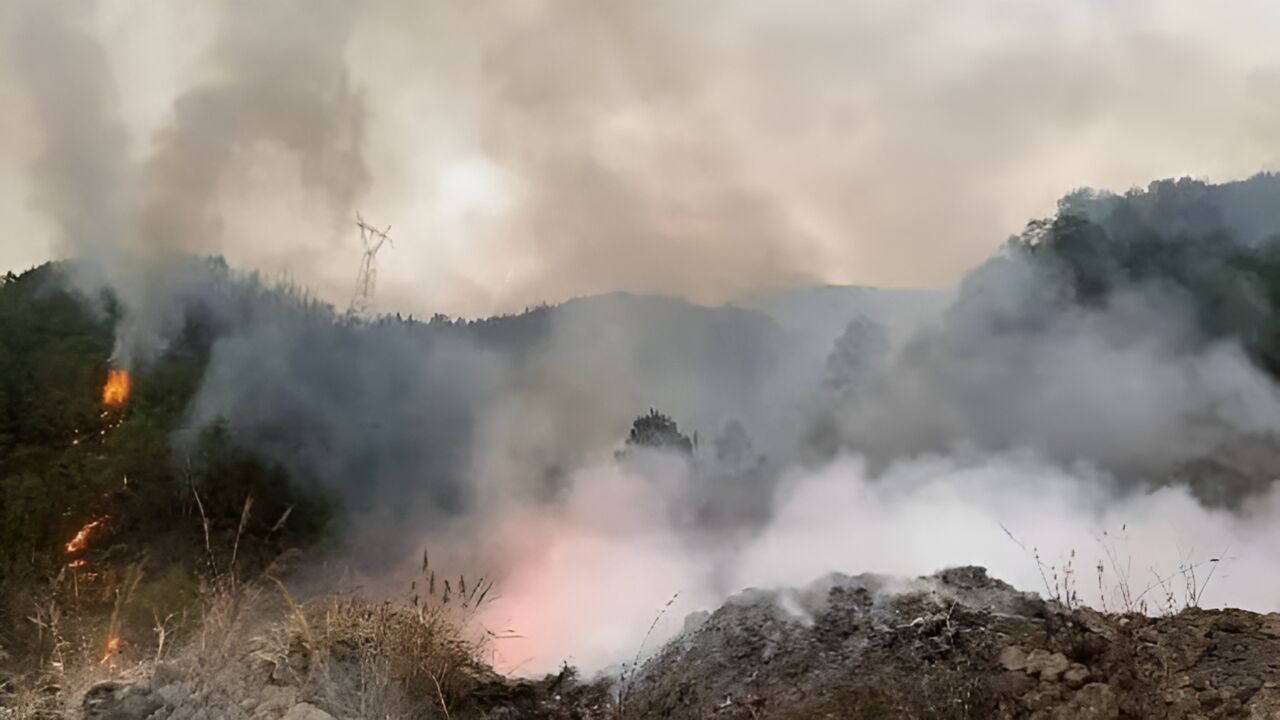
[{"xmin": 4, "ymin": 0, "xmax": 1280, "ymax": 317}]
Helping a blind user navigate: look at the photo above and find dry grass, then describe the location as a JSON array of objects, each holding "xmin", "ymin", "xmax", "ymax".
[
  {"xmin": 2, "ymin": 486, "xmax": 490, "ymax": 719},
  {"xmin": 276, "ymin": 593, "xmax": 485, "ymax": 717},
  {"xmin": 1001, "ymin": 522, "xmax": 1229, "ymax": 617},
  {"xmin": 0, "ymin": 681, "xmax": 59, "ymax": 720},
  {"xmin": 255, "ymin": 554, "xmax": 493, "ymax": 718},
  {"xmin": 2, "ymin": 486, "xmax": 497, "ymax": 719},
  {"xmin": 2, "ymin": 556, "xmax": 492, "ymax": 719},
  {"xmin": 0, "ymin": 559, "xmax": 142, "ymax": 718}
]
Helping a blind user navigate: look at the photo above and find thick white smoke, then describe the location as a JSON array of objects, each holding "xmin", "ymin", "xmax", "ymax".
[
  {"xmin": 460, "ymin": 238, "xmax": 1280, "ymax": 675},
  {"xmin": 481, "ymin": 450, "xmax": 1280, "ymax": 675}
]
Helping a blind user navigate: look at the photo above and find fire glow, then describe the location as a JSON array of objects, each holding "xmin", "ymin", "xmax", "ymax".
[
  {"xmin": 101, "ymin": 634, "xmax": 121, "ymax": 663},
  {"xmin": 102, "ymin": 369, "xmax": 130, "ymax": 407},
  {"xmin": 65, "ymin": 516, "xmax": 108, "ymax": 555}
]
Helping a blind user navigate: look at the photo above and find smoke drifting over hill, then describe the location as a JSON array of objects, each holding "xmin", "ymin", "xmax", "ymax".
[
  {"xmin": 5, "ymin": 1, "xmax": 1280, "ymax": 316},
  {"xmin": 7, "ymin": 0, "xmax": 1280, "ymax": 678},
  {"xmin": 169, "ymin": 175, "xmax": 1280, "ymax": 674}
]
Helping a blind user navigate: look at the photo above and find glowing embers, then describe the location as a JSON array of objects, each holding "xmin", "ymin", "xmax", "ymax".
[
  {"xmin": 65, "ymin": 516, "xmax": 109, "ymax": 556},
  {"xmin": 102, "ymin": 369, "xmax": 131, "ymax": 407}
]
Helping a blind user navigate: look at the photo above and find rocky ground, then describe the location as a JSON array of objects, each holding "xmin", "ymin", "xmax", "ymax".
[
  {"xmin": 21, "ymin": 566, "xmax": 1280, "ymax": 719},
  {"xmin": 623, "ymin": 566, "xmax": 1280, "ymax": 719}
]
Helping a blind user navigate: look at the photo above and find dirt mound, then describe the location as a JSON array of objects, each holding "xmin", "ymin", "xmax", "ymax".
[{"xmin": 622, "ymin": 566, "xmax": 1280, "ymax": 719}]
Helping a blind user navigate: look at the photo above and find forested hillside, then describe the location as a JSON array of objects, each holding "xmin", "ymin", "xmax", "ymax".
[
  {"xmin": 1013, "ymin": 174, "xmax": 1280, "ymax": 372},
  {"xmin": 0, "ymin": 264, "xmax": 327, "ymax": 667}
]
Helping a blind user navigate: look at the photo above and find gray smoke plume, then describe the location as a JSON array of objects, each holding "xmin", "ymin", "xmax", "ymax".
[
  {"xmin": 141, "ymin": 0, "xmax": 367, "ymax": 265},
  {"xmin": 809, "ymin": 258, "xmax": 1280, "ymax": 480},
  {"xmin": 5, "ymin": 0, "xmax": 368, "ymax": 363},
  {"xmin": 6, "ymin": 2, "xmax": 138, "ymax": 303}
]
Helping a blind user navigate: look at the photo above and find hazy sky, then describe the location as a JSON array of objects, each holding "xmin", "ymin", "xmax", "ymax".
[{"xmin": 3, "ymin": 0, "xmax": 1279, "ymax": 317}]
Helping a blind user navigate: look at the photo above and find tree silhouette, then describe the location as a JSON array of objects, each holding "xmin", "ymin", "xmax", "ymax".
[{"xmin": 625, "ymin": 408, "xmax": 694, "ymax": 456}]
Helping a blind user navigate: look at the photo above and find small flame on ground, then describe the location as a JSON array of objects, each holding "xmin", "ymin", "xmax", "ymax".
[
  {"xmin": 101, "ymin": 635, "xmax": 121, "ymax": 663},
  {"xmin": 65, "ymin": 516, "xmax": 109, "ymax": 555},
  {"xmin": 102, "ymin": 369, "xmax": 130, "ymax": 407}
]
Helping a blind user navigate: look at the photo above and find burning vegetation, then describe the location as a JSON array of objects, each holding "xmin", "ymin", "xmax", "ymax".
[
  {"xmin": 101, "ymin": 368, "xmax": 131, "ymax": 407},
  {"xmin": 65, "ymin": 516, "xmax": 109, "ymax": 556},
  {"xmin": 73, "ymin": 368, "xmax": 131, "ymax": 446},
  {"xmin": 101, "ymin": 634, "xmax": 121, "ymax": 664}
]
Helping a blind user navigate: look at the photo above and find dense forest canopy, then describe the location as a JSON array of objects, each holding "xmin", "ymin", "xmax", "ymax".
[{"xmin": 1011, "ymin": 174, "xmax": 1280, "ymax": 372}]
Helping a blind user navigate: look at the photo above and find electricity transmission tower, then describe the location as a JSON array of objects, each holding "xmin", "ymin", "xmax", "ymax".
[{"xmin": 348, "ymin": 212, "xmax": 392, "ymax": 316}]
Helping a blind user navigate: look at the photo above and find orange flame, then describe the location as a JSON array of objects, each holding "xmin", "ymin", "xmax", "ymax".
[
  {"xmin": 102, "ymin": 369, "xmax": 130, "ymax": 407},
  {"xmin": 65, "ymin": 516, "xmax": 109, "ymax": 554},
  {"xmin": 101, "ymin": 634, "xmax": 121, "ymax": 663}
]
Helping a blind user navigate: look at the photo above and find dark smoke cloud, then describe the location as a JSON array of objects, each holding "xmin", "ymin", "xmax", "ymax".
[
  {"xmin": 178, "ymin": 288, "xmax": 830, "ymax": 567},
  {"xmin": 185, "ymin": 306, "xmax": 496, "ymax": 555}
]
